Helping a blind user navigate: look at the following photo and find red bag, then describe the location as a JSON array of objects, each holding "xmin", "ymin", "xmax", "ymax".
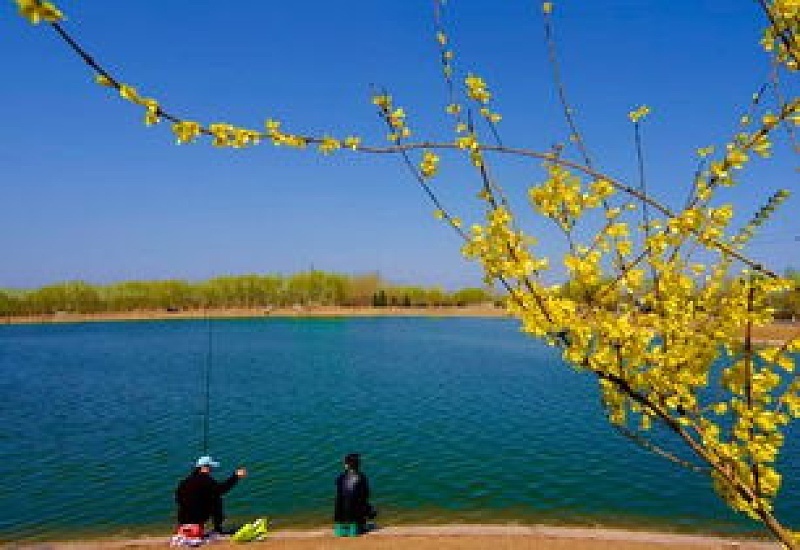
[{"xmin": 176, "ymin": 523, "xmax": 204, "ymax": 538}]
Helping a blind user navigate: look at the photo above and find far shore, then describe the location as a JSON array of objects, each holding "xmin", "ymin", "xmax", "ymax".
[
  {"xmin": 14, "ymin": 524, "xmax": 779, "ymax": 549},
  {"xmin": 2, "ymin": 305, "xmax": 508, "ymax": 326},
  {"xmin": 1, "ymin": 306, "xmax": 797, "ymax": 344}
]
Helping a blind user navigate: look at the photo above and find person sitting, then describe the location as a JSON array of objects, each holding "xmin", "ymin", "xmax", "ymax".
[
  {"xmin": 175, "ymin": 455, "xmax": 247, "ymax": 536},
  {"xmin": 333, "ymin": 453, "xmax": 374, "ymax": 536}
]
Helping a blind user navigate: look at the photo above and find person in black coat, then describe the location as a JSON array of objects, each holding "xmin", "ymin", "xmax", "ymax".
[
  {"xmin": 175, "ymin": 455, "xmax": 247, "ymax": 534},
  {"xmin": 333, "ymin": 453, "xmax": 373, "ymax": 535}
]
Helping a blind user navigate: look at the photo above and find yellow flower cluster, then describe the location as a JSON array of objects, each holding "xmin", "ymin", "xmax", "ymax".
[
  {"xmin": 479, "ymin": 107, "xmax": 502, "ymax": 124},
  {"xmin": 208, "ymin": 123, "xmax": 261, "ymax": 148},
  {"xmin": 628, "ymin": 105, "xmax": 651, "ymax": 123},
  {"xmin": 435, "ymin": 27, "xmax": 456, "ymax": 80},
  {"xmin": 697, "ymin": 146, "xmax": 715, "ymax": 158},
  {"xmin": 761, "ymin": 0, "xmax": 800, "ymax": 70},
  {"xmin": 453, "ymin": 132, "xmax": 485, "ymax": 168},
  {"xmin": 465, "ymin": 74, "xmax": 491, "ymax": 104},
  {"xmin": 318, "ymin": 136, "xmax": 341, "ymax": 155},
  {"xmin": 528, "ymin": 164, "xmax": 614, "ymax": 230},
  {"xmin": 265, "ymin": 119, "xmax": 310, "ymax": 149},
  {"xmin": 462, "ymin": 207, "xmax": 549, "ymax": 283},
  {"xmin": 372, "ymin": 94, "xmax": 411, "ymax": 142},
  {"xmin": 459, "ymin": 138, "xmax": 799, "ymax": 527},
  {"xmin": 463, "ymin": 74, "xmax": 502, "ymax": 124},
  {"xmin": 107, "ymin": 82, "xmax": 167, "ymax": 129},
  {"xmin": 172, "ymin": 121, "xmax": 202, "ymax": 145},
  {"xmin": 699, "ymin": 100, "xmax": 799, "ymax": 195},
  {"xmin": 15, "ymin": 0, "xmax": 62, "ymax": 24},
  {"xmin": 419, "ymin": 150, "xmax": 440, "ymax": 178},
  {"xmin": 90, "ymin": 74, "xmax": 363, "ymax": 152}
]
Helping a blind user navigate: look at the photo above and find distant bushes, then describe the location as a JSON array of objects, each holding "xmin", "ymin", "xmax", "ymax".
[
  {"xmin": 769, "ymin": 270, "xmax": 800, "ymax": 320},
  {"xmin": 0, "ymin": 271, "xmax": 498, "ymax": 316}
]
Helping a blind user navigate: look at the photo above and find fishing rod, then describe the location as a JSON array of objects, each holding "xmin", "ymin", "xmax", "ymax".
[{"xmin": 201, "ymin": 307, "xmax": 213, "ymax": 455}]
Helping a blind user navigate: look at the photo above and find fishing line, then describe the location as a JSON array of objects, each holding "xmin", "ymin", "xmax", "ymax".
[{"xmin": 201, "ymin": 309, "xmax": 213, "ymax": 455}]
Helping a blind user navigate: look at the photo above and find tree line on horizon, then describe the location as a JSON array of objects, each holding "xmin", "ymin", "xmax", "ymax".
[
  {"xmin": 0, "ymin": 271, "xmax": 501, "ymax": 316},
  {"xmin": 2, "ymin": 269, "xmax": 797, "ymax": 319}
]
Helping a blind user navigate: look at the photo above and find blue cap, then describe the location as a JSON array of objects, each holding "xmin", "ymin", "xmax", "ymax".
[{"xmin": 196, "ymin": 455, "xmax": 220, "ymax": 468}]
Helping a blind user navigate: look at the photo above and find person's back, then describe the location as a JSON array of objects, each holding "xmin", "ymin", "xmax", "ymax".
[
  {"xmin": 175, "ymin": 456, "xmax": 246, "ymax": 534},
  {"xmin": 333, "ymin": 453, "xmax": 371, "ymax": 536},
  {"xmin": 176, "ymin": 468, "xmax": 219, "ymax": 526}
]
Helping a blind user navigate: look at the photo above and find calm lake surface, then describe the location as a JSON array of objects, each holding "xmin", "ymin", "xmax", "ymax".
[{"xmin": 0, "ymin": 317, "xmax": 797, "ymax": 541}]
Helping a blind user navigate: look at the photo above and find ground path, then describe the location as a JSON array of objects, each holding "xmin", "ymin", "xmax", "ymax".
[{"xmin": 13, "ymin": 524, "xmax": 778, "ymax": 549}]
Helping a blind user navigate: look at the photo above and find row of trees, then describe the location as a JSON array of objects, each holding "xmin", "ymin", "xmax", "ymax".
[
  {"xmin": 4, "ymin": 270, "xmax": 797, "ymax": 318},
  {"xmin": 772, "ymin": 269, "xmax": 800, "ymax": 319},
  {"xmin": 0, "ymin": 271, "xmax": 499, "ymax": 316}
]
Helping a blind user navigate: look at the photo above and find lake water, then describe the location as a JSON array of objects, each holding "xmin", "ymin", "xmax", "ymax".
[{"xmin": 0, "ymin": 317, "xmax": 797, "ymax": 541}]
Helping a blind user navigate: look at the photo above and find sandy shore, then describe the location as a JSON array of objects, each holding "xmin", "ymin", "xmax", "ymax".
[
  {"xmin": 749, "ymin": 321, "xmax": 800, "ymax": 344},
  {"xmin": 1, "ymin": 305, "xmax": 508, "ymax": 325},
  {"xmin": 12, "ymin": 524, "xmax": 778, "ymax": 549}
]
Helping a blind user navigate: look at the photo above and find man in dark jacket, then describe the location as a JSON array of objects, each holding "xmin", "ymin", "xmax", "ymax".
[
  {"xmin": 334, "ymin": 453, "xmax": 373, "ymax": 536},
  {"xmin": 175, "ymin": 455, "xmax": 247, "ymax": 534}
]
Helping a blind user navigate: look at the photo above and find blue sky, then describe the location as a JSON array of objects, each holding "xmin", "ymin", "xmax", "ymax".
[{"xmin": 1, "ymin": 1, "xmax": 797, "ymax": 289}]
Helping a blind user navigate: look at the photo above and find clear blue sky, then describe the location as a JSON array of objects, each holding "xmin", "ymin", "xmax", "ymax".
[{"xmin": 1, "ymin": 1, "xmax": 797, "ymax": 289}]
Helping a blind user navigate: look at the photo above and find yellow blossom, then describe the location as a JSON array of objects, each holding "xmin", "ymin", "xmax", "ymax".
[
  {"xmin": 589, "ymin": 178, "xmax": 614, "ymax": 199},
  {"xmin": 371, "ymin": 94, "xmax": 392, "ymax": 110},
  {"xmin": 15, "ymin": 0, "xmax": 63, "ymax": 24},
  {"xmin": 752, "ymin": 134, "xmax": 772, "ymax": 158},
  {"xmin": 143, "ymin": 99, "xmax": 160, "ymax": 126},
  {"xmin": 343, "ymin": 136, "xmax": 361, "ymax": 150},
  {"xmin": 697, "ymin": 146, "xmax": 715, "ymax": 158},
  {"xmin": 480, "ymin": 107, "xmax": 502, "ymax": 123},
  {"xmin": 605, "ymin": 223, "xmax": 629, "ymax": 238},
  {"xmin": 265, "ymin": 119, "xmax": 281, "ymax": 136},
  {"xmin": 419, "ymin": 150, "xmax": 440, "ymax": 178},
  {"xmin": 318, "ymin": 136, "xmax": 341, "ymax": 155},
  {"xmin": 726, "ymin": 146, "xmax": 749, "ymax": 169},
  {"xmin": 712, "ymin": 403, "xmax": 728, "ymax": 415},
  {"xmin": 388, "ymin": 108, "xmax": 406, "ymax": 129},
  {"xmin": 465, "ymin": 73, "xmax": 492, "ymax": 104},
  {"xmin": 209, "ymin": 123, "xmax": 235, "ymax": 147},
  {"xmin": 628, "ymin": 105, "xmax": 651, "ymax": 123},
  {"xmin": 456, "ymin": 133, "xmax": 478, "ymax": 151},
  {"xmin": 94, "ymin": 74, "xmax": 114, "ymax": 88},
  {"xmin": 616, "ymin": 240, "xmax": 633, "ymax": 256},
  {"xmin": 119, "ymin": 84, "xmax": 141, "ymax": 103},
  {"xmin": 709, "ymin": 161, "xmax": 729, "ymax": 181},
  {"xmin": 171, "ymin": 120, "xmax": 202, "ymax": 145},
  {"xmin": 470, "ymin": 150, "xmax": 484, "ymax": 168}
]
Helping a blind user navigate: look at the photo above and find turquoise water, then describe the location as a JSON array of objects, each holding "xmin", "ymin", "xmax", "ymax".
[{"xmin": 0, "ymin": 317, "xmax": 797, "ymax": 541}]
